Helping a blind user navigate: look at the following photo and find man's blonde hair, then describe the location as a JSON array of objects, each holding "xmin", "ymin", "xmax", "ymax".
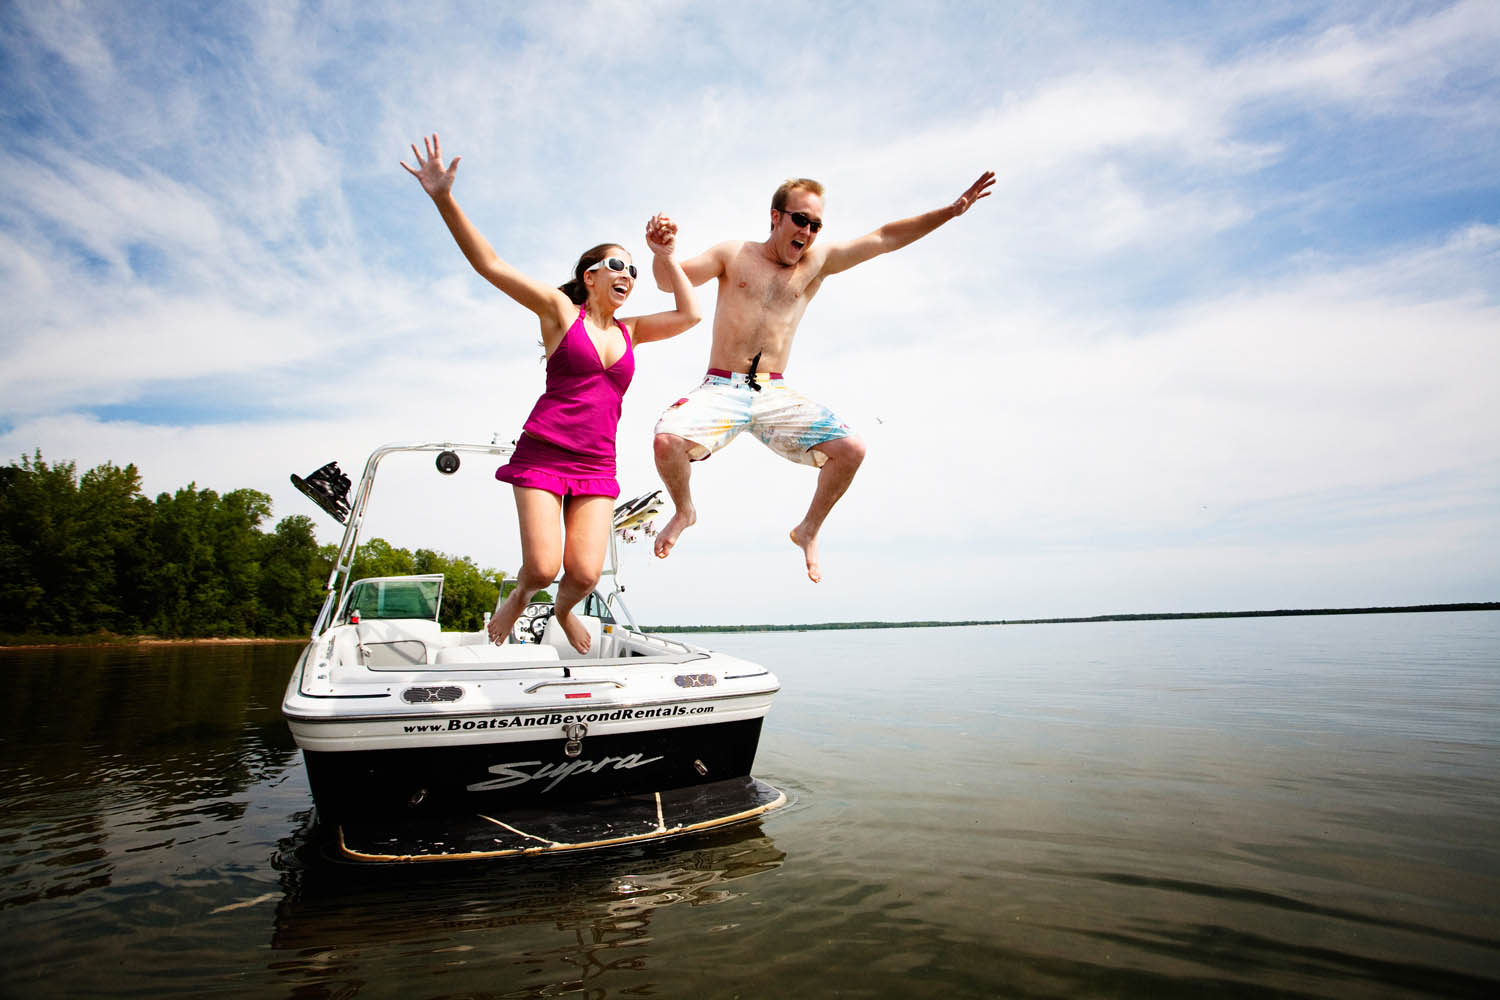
[{"xmin": 771, "ymin": 178, "xmax": 824, "ymax": 213}]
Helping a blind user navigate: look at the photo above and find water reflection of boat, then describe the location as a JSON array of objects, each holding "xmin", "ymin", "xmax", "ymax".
[
  {"xmin": 271, "ymin": 817, "xmax": 786, "ymax": 992},
  {"xmin": 281, "ymin": 441, "xmax": 783, "ymax": 861}
]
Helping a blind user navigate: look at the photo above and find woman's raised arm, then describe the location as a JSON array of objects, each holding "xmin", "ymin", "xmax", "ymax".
[
  {"xmin": 629, "ymin": 213, "xmax": 702, "ymax": 344},
  {"xmin": 403, "ymin": 134, "xmax": 570, "ymax": 327}
]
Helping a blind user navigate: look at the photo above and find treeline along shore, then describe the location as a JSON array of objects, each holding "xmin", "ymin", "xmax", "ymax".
[
  {"xmin": 2, "ymin": 452, "xmax": 1494, "ymax": 647},
  {"xmin": 0, "ymin": 451, "xmax": 511, "ymax": 643}
]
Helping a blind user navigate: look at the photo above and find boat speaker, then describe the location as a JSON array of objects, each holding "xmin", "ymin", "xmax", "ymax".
[{"xmin": 436, "ymin": 450, "xmax": 460, "ymax": 474}]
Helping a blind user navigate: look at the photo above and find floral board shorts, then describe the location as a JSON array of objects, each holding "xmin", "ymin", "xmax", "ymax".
[{"xmin": 653, "ymin": 371, "xmax": 854, "ymax": 469}]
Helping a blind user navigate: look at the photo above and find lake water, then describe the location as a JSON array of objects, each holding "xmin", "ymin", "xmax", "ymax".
[{"xmin": 0, "ymin": 612, "xmax": 1497, "ymax": 998}]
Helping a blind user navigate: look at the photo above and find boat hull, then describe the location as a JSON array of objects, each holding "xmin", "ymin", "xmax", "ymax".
[{"xmin": 302, "ymin": 716, "xmax": 766, "ymax": 824}]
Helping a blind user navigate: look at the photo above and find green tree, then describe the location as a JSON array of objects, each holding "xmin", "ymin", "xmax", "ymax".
[
  {"xmin": 258, "ymin": 515, "xmax": 329, "ymax": 636},
  {"xmin": 433, "ymin": 553, "xmax": 503, "ymax": 631},
  {"xmin": 148, "ymin": 485, "xmax": 220, "ymax": 636},
  {"xmin": 146, "ymin": 485, "xmax": 271, "ymax": 636},
  {"xmin": 0, "ymin": 453, "xmax": 75, "ymax": 633},
  {"xmin": 0, "ymin": 451, "xmax": 516, "ymax": 641},
  {"xmin": 351, "ymin": 537, "xmax": 416, "ymax": 579},
  {"xmin": 78, "ymin": 461, "xmax": 154, "ymax": 633},
  {"xmin": 210, "ymin": 489, "xmax": 272, "ymax": 635}
]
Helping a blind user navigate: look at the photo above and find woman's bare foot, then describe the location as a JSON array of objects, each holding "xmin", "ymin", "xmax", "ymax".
[
  {"xmin": 487, "ymin": 590, "xmax": 526, "ymax": 643},
  {"xmin": 789, "ymin": 525, "xmax": 821, "ymax": 583},
  {"xmin": 654, "ymin": 505, "xmax": 696, "ymax": 559},
  {"xmin": 555, "ymin": 608, "xmax": 592, "ymax": 654}
]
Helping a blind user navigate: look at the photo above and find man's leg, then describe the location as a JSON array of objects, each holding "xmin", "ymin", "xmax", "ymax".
[
  {"xmin": 653, "ymin": 432, "xmax": 698, "ymax": 559},
  {"xmin": 789, "ymin": 435, "xmax": 867, "ymax": 583}
]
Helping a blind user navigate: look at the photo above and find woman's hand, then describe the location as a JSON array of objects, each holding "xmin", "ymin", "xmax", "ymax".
[
  {"xmin": 645, "ymin": 212, "xmax": 677, "ymax": 256},
  {"xmin": 629, "ymin": 212, "xmax": 700, "ymax": 344},
  {"xmin": 402, "ymin": 133, "xmax": 460, "ymax": 199}
]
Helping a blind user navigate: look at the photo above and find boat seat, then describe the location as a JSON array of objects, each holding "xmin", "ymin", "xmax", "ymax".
[
  {"xmin": 431, "ymin": 643, "xmax": 561, "ymax": 665},
  {"xmin": 360, "ymin": 639, "xmax": 428, "ymax": 666},
  {"xmin": 355, "ymin": 619, "xmax": 439, "ymax": 666},
  {"xmin": 541, "ymin": 614, "xmax": 602, "ymax": 660},
  {"xmin": 441, "ymin": 630, "xmax": 493, "ymax": 647}
]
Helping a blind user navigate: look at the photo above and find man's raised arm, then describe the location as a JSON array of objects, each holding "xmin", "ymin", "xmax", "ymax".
[
  {"xmin": 822, "ymin": 171, "xmax": 995, "ymax": 276},
  {"xmin": 653, "ymin": 237, "xmax": 731, "ymax": 290}
]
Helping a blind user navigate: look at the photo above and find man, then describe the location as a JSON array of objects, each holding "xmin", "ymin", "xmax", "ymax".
[{"xmin": 651, "ymin": 170, "xmax": 995, "ymax": 582}]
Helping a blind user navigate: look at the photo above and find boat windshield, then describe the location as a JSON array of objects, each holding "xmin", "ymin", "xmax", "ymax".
[{"xmin": 343, "ymin": 575, "xmax": 443, "ymax": 622}]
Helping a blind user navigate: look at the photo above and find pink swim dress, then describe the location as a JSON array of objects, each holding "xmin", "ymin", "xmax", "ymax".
[{"xmin": 496, "ymin": 306, "xmax": 634, "ymax": 499}]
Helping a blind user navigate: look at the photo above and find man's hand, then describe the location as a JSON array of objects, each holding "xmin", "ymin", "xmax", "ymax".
[
  {"xmin": 952, "ymin": 171, "xmax": 995, "ymax": 217},
  {"xmin": 646, "ymin": 212, "xmax": 678, "ymax": 256}
]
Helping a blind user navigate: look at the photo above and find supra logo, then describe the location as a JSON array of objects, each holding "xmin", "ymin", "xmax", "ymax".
[{"xmin": 467, "ymin": 753, "xmax": 664, "ymax": 793}]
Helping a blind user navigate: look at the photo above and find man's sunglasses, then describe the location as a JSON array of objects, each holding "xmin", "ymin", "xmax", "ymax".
[
  {"xmin": 783, "ymin": 210, "xmax": 823, "ymax": 233},
  {"xmin": 587, "ymin": 257, "xmax": 638, "ymax": 278}
]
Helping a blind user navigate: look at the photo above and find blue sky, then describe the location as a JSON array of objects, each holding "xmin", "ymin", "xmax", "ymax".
[{"xmin": 2, "ymin": 0, "xmax": 1497, "ymax": 623}]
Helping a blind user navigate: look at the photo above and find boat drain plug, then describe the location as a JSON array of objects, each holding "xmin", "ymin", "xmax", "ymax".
[{"xmin": 563, "ymin": 721, "xmax": 587, "ymax": 758}]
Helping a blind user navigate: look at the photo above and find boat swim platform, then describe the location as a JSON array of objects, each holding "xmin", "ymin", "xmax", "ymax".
[{"xmin": 334, "ymin": 776, "xmax": 786, "ymax": 863}]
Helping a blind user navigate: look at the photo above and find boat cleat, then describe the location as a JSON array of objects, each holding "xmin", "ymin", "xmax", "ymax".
[{"xmin": 563, "ymin": 721, "xmax": 587, "ymax": 758}]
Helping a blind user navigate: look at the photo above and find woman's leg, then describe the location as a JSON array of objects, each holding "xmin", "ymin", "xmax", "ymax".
[
  {"xmin": 487, "ymin": 487, "xmax": 564, "ymax": 643},
  {"xmin": 552, "ymin": 494, "xmax": 613, "ymax": 653}
]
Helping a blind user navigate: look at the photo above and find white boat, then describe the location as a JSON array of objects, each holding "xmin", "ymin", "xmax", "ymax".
[{"xmin": 282, "ymin": 441, "xmax": 783, "ymax": 861}]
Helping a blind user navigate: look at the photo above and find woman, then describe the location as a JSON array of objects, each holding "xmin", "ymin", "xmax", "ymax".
[{"xmin": 403, "ymin": 133, "xmax": 699, "ymax": 653}]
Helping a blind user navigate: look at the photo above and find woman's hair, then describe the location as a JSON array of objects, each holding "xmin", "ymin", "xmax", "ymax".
[{"xmin": 559, "ymin": 242, "xmax": 626, "ymax": 304}]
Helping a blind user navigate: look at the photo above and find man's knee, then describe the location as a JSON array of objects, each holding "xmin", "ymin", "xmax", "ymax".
[
  {"xmin": 654, "ymin": 432, "xmax": 687, "ymax": 464},
  {"xmin": 654, "ymin": 431, "xmax": 684, "ymax": 461},
  {"xmin": 819, "ymin": 435, "xmax": 867, "ymax": 468}
]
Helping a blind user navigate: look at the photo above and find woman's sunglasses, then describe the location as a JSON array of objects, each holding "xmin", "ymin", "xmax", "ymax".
[
  {"xmin": 587, "ymin": 257, "xmax": 638, "ymax": 278},
  {"xmin": 783, "ymin": 210, "xmax": 823, "ymax": 233}
]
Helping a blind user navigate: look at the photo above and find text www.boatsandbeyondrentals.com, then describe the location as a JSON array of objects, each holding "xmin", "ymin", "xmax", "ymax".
[{"xmin": 402, "ymin": 705, "xmax": 715, "ymax": 734}]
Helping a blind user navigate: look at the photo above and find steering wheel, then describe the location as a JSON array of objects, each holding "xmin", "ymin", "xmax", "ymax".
[{"xmin": 512, "ymin": 602, "xmax": 554, "ymax": 644}]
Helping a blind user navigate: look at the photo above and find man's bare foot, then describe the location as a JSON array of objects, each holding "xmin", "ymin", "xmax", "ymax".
[
  {"xmin": 555, "ymin": 609, "xmax": 591, "ymax": 654},
  {"xmin": 487, "ymin": 590, "xmax": 526, "ymax": 643},
  {"xmin": 654, "ymin": 507, "xmax": 696, "ymax": 559},
  {"xmin": 789, "ymin": 525, "xmax": 821, "ymax": 583}
]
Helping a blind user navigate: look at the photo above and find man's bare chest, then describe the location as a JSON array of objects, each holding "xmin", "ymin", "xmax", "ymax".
[{"xmin": 725, "ymin": 261, "xmax": 816, "ymax": 313}]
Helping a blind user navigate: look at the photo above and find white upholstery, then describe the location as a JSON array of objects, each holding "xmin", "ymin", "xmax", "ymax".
[
  {"xmin": 431, "ymin": 643, "xmax": 560, "ymax": 665},
  {"xmin": 355, "ymin": 619, "xmax": 440, "ymax": 644},
  {"xmin": 355, "ymin": 619, "xmax": 440, "ymax": 666},
  {"xmin": 441, "ymin": 629, "xmax": 494, "ymax": 648},
  {"xmin": 541, "ymin": 614, "xmax": 602, "ymax": 660}
]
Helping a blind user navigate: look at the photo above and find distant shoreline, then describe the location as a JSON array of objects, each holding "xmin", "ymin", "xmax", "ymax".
[
  {"xmin": 644, "ymin": 602, "xmax": 1500, "ymax": 633},
  {"xmin": 0, "ymin": 636, "xmax": 306, "ymax": 652},
  {"xmin": 2, "ymin": 602, "xmax": 1494, "ymax": 648}
]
